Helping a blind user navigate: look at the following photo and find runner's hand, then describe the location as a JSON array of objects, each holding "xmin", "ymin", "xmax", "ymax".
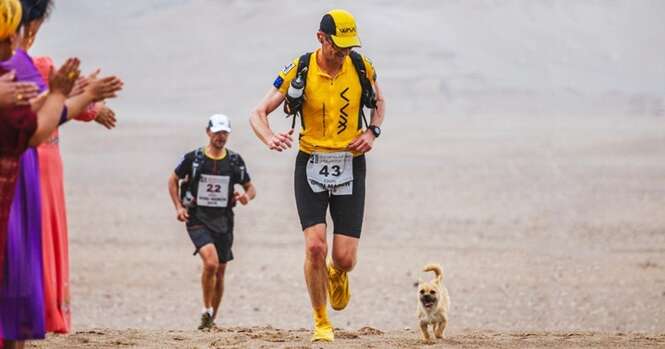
[
  {"xmin": 0, "ymin": 71, "xmax": 39, "ymax": 107},
  {"xmin": 176, "ymin": 207, "xmax": 189, "ymax": 222},
  {"xmin": 233, "ymin": 192, "xmax": 249, "ymax": 205},
  {"xmin": 267, "ymin": 129, "xmax": 293, "ymax": 152},
  {"xmin": 347, "ymin": 130, "xmax": 375, "ymax": 153}
]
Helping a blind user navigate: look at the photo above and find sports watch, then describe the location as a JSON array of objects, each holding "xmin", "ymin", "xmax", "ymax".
[{"xmin": 368, "ymin": 125, "xmax": 381, "ymax": 138}]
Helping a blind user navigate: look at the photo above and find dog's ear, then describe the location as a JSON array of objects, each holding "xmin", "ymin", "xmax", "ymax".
[{"xmin": 413, "ymin": 278, "xmax": 422, "ymax": 288}]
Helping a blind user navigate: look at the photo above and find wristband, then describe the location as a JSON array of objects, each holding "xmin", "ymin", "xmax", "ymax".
[{"xmin": 58, "ymin": 106, "xmax": 69, "ymax": 125}]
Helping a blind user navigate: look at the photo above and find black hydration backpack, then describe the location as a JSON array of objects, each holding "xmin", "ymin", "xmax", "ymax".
[
  {"xmin": 285, "ymin": 51, "xmax": 377, "ymax": 129},
  {"xmin": 179, "ymin": 148, "xmax": 245, "ymax": 207}
]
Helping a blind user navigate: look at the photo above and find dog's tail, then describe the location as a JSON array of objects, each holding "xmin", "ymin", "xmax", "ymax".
[{"xmin": 423, "ymin": 263, "xmax": 444, "ymax": 284}]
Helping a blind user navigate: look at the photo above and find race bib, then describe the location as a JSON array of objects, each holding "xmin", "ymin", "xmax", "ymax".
[
  {"xmin": 306, "ymin": 152, "xmax": 354, "ymax": 195},
  {"xmin": 197, "ymin": 174, "xmax": 230, "ymax": 207}
]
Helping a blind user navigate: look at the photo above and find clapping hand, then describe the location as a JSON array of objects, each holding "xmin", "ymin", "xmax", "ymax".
[
  {"xmin": 94, "ymin": 102, "xmax": 117, "ymax": 129},
  {"xmin": 84, "ymin": 70, "xmax": 123, "ymax": 102},
  {"xmin": 69, "ymin": 68, "xmax": 99, "ymax": 97},
  {"xmin": 0, "ymin": 71, "xmax": 39, "ymax": 107},
  {"xmin": 48, "ymin": 58, "xmax": 80, "ymax": 97}
]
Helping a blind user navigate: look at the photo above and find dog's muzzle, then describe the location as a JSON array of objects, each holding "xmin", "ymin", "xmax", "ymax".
[{"xmin": 420, "ymin": 294, "xmax": 437, "ymax": 308}]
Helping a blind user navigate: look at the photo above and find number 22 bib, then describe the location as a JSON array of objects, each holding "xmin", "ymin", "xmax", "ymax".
[{"xmin": 197, "ymin": 174, "xmax": 230, "ymax": 207}]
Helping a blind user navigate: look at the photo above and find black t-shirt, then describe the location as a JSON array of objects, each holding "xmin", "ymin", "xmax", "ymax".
[{"xmin": 174, "ymin": 148, "xmax": 251, "ymax": 233}]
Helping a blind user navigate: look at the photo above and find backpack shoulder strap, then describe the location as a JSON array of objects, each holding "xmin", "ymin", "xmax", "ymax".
[
  {"xmin": 226, "ymin": 149, "xmax": 247, "ymax": 183},
  {"xmin": 349, "ymin": 51, "xmax": 365, "ymax": 75},
  {"xmin": 287, "ymin": 52, "xmax": 313, "ymax": 129},
  {"xmin": 193, "ymin": 147, "xmax": 205, "ymax": 165},
  {"xmin": 297, "ymin": 52, "xmax": 312, "ymax": 84},
  {"xmin": 188, "ymin": 147, "xmax": 206, "ymax": 193},
  {"xmin": 349, "ymin": 51, "xmax": 377, "ymax": 109},
  {"xmin": 349, "ymin": 51, "xmax": 377, "ymax": 129},
  {"xmin": 226, "ymin": 149, "xmax": 238, "ymax": 165}
]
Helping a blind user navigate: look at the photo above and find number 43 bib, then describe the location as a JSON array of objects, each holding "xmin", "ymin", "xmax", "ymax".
[
  {"xmin": 306, "ymin": 152, "xmax": 354, "ymax": 195},
  {"xmin": 197, "ymin": 174, "xmax": 230, "ymax": 207}
]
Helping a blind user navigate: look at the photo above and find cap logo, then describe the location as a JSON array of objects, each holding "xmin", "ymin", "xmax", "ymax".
[{"xmin": 338, "ymin": 26, "xmax": 356, "ymax": 34}]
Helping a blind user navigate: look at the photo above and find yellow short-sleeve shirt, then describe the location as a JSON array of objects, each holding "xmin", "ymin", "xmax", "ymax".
[{"xmin": 275, "ymin": 49, "xmax": 376, "ymax": 154}]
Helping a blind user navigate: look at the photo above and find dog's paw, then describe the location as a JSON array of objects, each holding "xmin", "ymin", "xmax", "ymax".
[{"xmin": 421, "ymin": 338, "xmax": 434, "ymax": 344}]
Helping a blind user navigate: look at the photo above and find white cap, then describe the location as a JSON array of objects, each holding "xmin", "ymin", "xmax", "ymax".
[{"xmin": 207, "ymin": 114, "xmax": 232, "ymax": 133}]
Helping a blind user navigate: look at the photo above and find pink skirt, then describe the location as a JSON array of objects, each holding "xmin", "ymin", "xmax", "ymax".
[{"xmin": 38, "ymin": 141, "xmax": 70, "ymax": 334}]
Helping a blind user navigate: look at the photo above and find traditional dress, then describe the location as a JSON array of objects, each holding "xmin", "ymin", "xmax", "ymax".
[
  {"xmin": 0, "ymin": 48, "xmax": 49, "ymax": 341},
  {"xmin": 35, "ymin": 124, "xmax": 72, "ymax": 334},
  {"xmin": 33, "ymin": 56, "xmax": 95, "ymax": 334},
  {"xmin": 0, "ymin": 68, "xmax": 37, "ymax": 283},
  {"xmin": 0, "ymin": 148, "xmax": 45, "ymax": 341}
]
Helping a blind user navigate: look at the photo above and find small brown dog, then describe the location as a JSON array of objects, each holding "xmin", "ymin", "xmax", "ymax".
[{"xmin": 416, "ymin": 263, "xmax": 450, "ymax": 341}]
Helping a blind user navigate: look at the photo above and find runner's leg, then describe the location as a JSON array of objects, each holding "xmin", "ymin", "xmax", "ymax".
[
  {"xmin": 295, "ymin": 151, "xmax": 334, "ymax": 341},
  {"xmin": 304, "ymin": 223, "xmax": 334, "ymax": 341},
  {"xmin": 198, "ymin": 244, "xmax": 219, "ymax": 309},
  {"xmin": 211, "ymin": 263, "xmax": 226, "ymax": 320},
  {"xmin": 327, "ymin": 154, "xmax": 365, "ymax": 310},
  {"xmin": 304, "ymin": 224, "xmax": 328, "ymax": 309},
  {"xmin": 331, "ymin": 234, "xmax": 358, "ymax": 272}
]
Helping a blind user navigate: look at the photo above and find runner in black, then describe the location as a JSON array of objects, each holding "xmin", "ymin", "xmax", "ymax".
[{"xmin": 168, "ymin": 114, "xmax": 255, "ymax": 330}]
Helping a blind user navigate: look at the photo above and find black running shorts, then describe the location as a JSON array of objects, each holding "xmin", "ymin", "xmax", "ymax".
[
  {"xmin": 294, "ymin": 151, "xmax": 366, "ymax": 238},
  {"xmin": 187, "ymin": 224, "xmax": 234, "ymax": 263}
]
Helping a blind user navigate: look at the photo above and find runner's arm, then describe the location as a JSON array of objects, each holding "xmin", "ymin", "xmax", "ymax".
[
  {"xmin": 242, "ymin": 181, "xmax": 256, "ymax": 201},
  {"xmin": 168, "ymin": 172, "xmax": 189, "ymax": 221},
  {"xmin": 369, "ymin": 81, "xmax": 385, "ymax": 128},
  {"xmin": 347, "ymin": 81, "xmax": 386, "ymax": 153},
  {"xmin": 249, "ymin": 87, "xmax": 293, "ymax": 152},
  {"xmin": 234, "ymin": 181, "xmax": 256, "ymax": 206}
]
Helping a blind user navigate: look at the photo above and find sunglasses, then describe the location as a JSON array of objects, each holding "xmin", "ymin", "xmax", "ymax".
[{"xmin": 324, "ymin": 35, "xmax": 350, "ymax": 52}]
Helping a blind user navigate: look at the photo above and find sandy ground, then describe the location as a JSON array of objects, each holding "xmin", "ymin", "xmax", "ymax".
[
  {"xmin": 26, "ymin": 113, "xmax": 663, "ymax": 348},
  {"xmin": 19, "ymin": 0, "xmax": 665, "ymax": 347},
  {"xmin": 32, "ymin": 328, "xmax": 665, "ymax": 349}
]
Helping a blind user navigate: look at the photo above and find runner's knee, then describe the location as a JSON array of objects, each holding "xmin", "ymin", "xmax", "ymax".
[
  {"xmin": 203, "ymin": 259, "xmax": 219, "ymax": 274},
  {"xmin": 332, "ymin": 253, "xmax": 355, "ymax": 272},
  {"xmin": 306, "ymin": 240, "xmax": 327, "ymax": 262}
]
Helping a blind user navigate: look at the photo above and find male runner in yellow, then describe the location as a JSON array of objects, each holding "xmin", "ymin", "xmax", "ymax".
[{"xmin": 249, "ymin": 9, "xmax": 385, "ymax": 342}]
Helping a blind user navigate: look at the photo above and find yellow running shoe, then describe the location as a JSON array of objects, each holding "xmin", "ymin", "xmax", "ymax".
[
  {"xmin": 311, "ymin": 322, "xmax": 334, "ymax": 342},
  {"xmin": 327, "ymin": 260, "xmax": 350, "ymax": 311},
  {"xmin": 311, "ymin": 307, "xmax": 334, "ymax": 342}
]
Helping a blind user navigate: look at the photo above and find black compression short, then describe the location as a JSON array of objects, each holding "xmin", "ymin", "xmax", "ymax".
[
  {"xmin": 294, "ymin": 151, "xmax": 366, "ymax": 238},
  {"xmin": 187, "ymin": 223, "xmax": 234, "ymax": 263}
]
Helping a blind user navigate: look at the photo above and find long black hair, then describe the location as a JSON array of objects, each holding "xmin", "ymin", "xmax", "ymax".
[{"xmin": 20, "ymin": 0, "xmax": 53, "ymax": 25}]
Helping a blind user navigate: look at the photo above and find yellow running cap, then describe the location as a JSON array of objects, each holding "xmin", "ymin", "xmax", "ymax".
[{"xmin": 319, "ymin": 9, "xmax": 361, "ymax": 48}]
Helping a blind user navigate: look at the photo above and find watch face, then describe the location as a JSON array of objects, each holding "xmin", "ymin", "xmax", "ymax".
[{"xmin": 372, "ymin": 126, "xmax": 381, "ymax": 137}]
